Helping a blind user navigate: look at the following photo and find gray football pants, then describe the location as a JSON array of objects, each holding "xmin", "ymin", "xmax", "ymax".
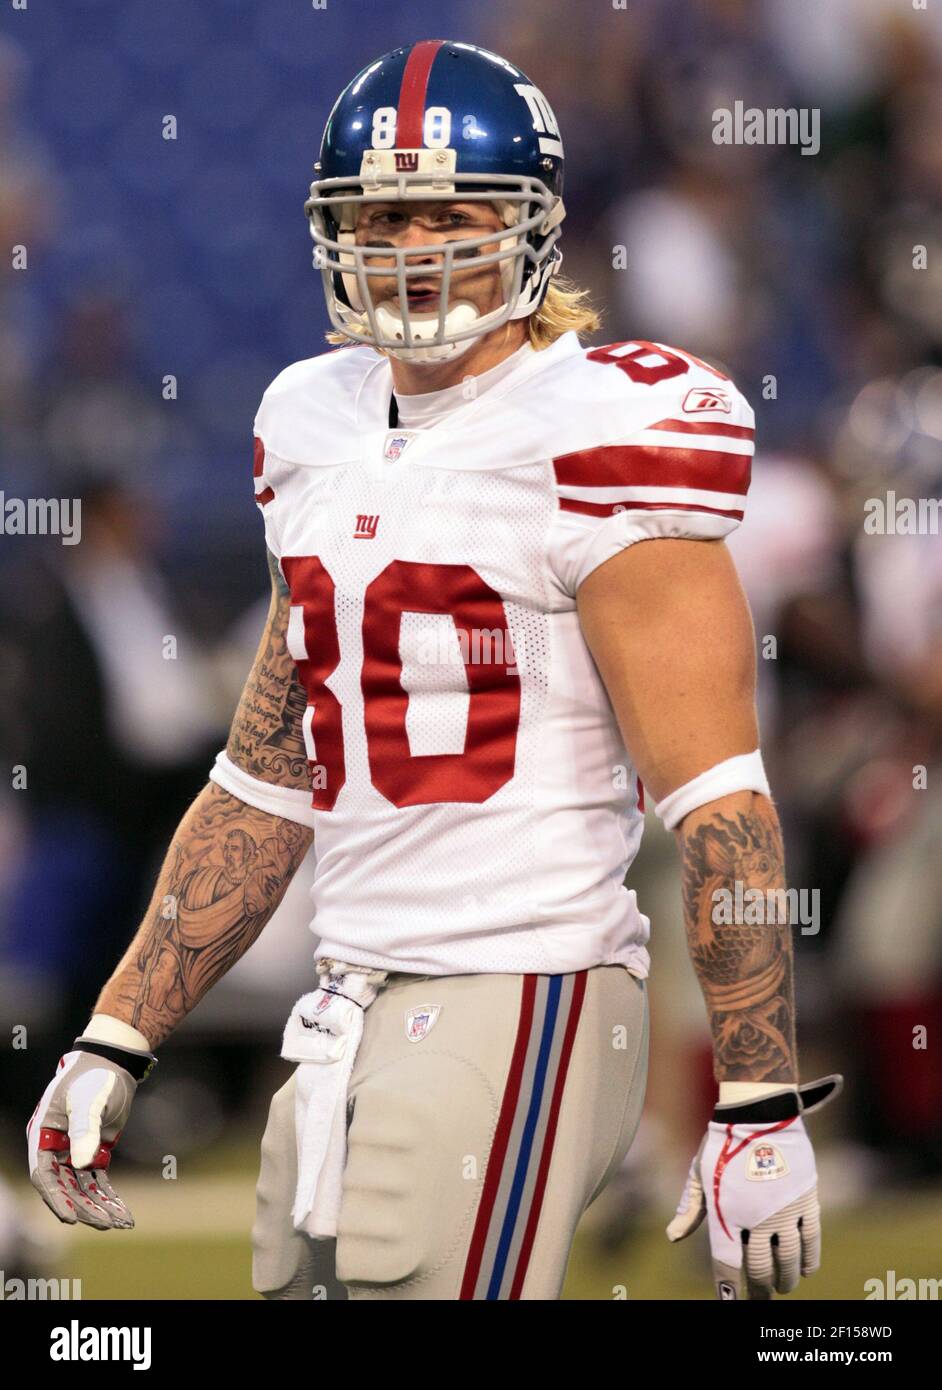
[{"xmin": 252, "ymin": 964, "xmax": 649, "ymax": 1300}]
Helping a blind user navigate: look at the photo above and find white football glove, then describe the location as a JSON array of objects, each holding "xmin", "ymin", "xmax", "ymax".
[
  {"xmin": 666, "ymin": 1074, "xmax": 842, "ymax": 1299},
  {"xmin": 26, "ymin": 1037, "xmax": 157, "ymax": 1230}
]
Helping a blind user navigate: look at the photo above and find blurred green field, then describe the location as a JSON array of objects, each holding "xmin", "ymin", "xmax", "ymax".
[{"xmin": 53, "ymin": 1182, "xmax": 942, "ymax": 1300}]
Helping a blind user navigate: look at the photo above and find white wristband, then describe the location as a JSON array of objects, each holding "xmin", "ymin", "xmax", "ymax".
[
  {"xmin": 718, "ymin": 1080, "xmax": 798, "ymax": 1105},
  {"xmin": 82, "ymin": 1013, "xmax": 154, "ymax": 1053},
  {"xmin": 654, "ymin": 749, "xmax": 770, "ymax": 830}
]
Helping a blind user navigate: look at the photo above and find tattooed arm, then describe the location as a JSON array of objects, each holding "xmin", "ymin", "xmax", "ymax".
[
  {"xmin": 577, "ymin": 537, "xmax": 797, "ymax": 1085},
  {"xmin": 225, "ymin": 549, "xmax": 311, "ymax": 785},
  {"xmin": 673, "ymin": 791, "xmax": 796, "ymax": 1082},
  {"xmin": 95, "ymin": 550, "xmax": 314, "ymax": 1047}
]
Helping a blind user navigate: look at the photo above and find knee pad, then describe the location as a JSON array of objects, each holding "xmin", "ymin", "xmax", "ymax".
[{"xmin": 336, "ymin": 1053, "xmax": 496, "ymax": 1290}]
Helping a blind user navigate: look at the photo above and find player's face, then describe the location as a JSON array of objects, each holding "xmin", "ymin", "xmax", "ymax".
[{"xmin": 353, "ymin": 200, "xmax": 506, "ymax": 319}]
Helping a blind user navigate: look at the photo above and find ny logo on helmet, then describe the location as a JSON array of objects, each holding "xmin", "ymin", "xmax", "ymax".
[
  {"xmin": 514, "ymin": 83, "xmax": 563, "ymax": 157},
  {"xmin": 394, "ymin": 152, "xmax": 420, "ymax": 171}
]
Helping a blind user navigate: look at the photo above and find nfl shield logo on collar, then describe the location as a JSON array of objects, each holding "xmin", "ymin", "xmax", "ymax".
[
  {"xmin": 405, "ymin": 1004, "xmax": 441, "ymax": 1042},
  {"xmin": 384, "ymin": 432, "xmax": 414, "ymax": 462}
]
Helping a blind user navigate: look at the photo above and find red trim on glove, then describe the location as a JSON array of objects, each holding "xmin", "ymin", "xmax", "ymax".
[
  {"xmin": 713, "ymin": 1116, "xmax": 798, "ymax": 1241},
  {"xmin": 38, "ymin": 1128, "xmax": 117, "ymax": 1168},
  {"xmin": 38, "ymin": 1127, "xmax": 71, "ymax": 1152},
  {"xmin": 89, "ymin": 1140, "xmax": 115, "ymax": 1170}
]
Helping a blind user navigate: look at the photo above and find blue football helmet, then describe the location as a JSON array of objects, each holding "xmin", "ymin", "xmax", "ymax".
[{"xmin": 304, "ymin": 40, "xmax": 566, "ymax": 363}]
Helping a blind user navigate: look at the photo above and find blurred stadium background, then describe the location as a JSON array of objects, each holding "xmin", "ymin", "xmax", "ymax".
[{"xmin": 1, "ymin": 0, "xmax": 941, "ymax": 1299}]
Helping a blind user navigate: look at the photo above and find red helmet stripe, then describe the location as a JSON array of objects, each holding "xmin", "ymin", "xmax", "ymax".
[{"xmin": 395, "ymin": 40, "xmax": 445, "ymax": 147}]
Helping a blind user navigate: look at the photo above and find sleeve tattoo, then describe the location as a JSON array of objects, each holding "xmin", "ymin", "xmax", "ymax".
[
  {"xmin": 98, "ymin": 784, "xmax": 313, "ymax": 1047},
  {"xmin": 95, "ymin": 549, "xmax": 314, "ymax": 1046},
  {"xmin": 225, "ymin": 548, "xmax": 311, "ymax": 789},
  {"xmin": 677, "ymin": 798, "xmax": 798, "ymax": 1084}
]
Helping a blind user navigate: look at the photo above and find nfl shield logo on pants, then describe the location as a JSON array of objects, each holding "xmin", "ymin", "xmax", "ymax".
[{"xmin": 405, "ymin": 1004, "xmax": 441, "ymax": 1043}]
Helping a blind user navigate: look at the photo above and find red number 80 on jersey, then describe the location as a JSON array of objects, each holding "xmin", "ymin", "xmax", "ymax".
[{"xmin": 280, "ymin": 556, "xmax": 522, "ymax": 812}]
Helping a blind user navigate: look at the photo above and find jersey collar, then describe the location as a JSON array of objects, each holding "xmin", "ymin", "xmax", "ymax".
[{"xmin": 357, "ymin": 331, "xmax": 584, "ymax": 440}]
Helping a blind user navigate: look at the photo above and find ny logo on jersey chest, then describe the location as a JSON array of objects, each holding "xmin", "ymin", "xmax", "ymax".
[{"xmin": 354, "ymin": 514, "xmax": 379, "ymax": 539}]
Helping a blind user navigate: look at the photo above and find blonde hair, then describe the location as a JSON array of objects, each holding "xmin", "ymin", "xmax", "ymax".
[
  {"xmin": 528, "ymin": 276, "xmax": 601, "ymax": 349},
  {"xmin": 324, "ymin": 275, "xmax": 600, "ymax": 351}
]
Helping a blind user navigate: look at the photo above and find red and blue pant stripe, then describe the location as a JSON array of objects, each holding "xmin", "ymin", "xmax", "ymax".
[{"xmin": 460, "ymin": 971, "xmax": 587, "ymax": 1299}]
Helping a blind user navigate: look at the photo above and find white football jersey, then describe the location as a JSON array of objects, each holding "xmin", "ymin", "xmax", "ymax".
[{"xmin": 210, "ymin": 331, "xmax": 754, "ymax": 976}]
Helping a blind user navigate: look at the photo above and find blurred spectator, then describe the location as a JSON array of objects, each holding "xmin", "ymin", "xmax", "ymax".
[{"xmin": 0, "ymin": 478, "xmax": 224, "ymax": 1031}]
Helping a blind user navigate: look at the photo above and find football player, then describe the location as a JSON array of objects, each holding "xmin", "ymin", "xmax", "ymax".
[{"xmin": 27, "ymin": 40, "xmax": 840, "ymax": 1300}]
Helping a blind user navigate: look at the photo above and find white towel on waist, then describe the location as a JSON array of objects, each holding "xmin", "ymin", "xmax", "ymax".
[{"xmin": 280, "ymin": 958, "xmax": 387, "ymax": 1239}]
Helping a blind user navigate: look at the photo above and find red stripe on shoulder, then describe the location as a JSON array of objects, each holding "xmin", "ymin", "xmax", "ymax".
[
  {"xmin": 648, "ymin": 418, "xmax": 755, "ymax": 440},
  {"xmin": 559, "ymin": 497, "xmax": 744, "ymax": 520},
  {"xmin": 254, "ymin": 436, "xmax": 274, "ymax": 505},
  {"xmin": 553, "ymin": 444, "xmax": 751, "ymax": 494}
]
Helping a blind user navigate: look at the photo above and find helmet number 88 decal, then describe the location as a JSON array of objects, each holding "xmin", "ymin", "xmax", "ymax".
[
  {"xmin": 280, "ymin": 554, "xmax": 521, "ymax": 811},
  {"xmin": 372, "ymin": 105, "xmax": 452, "ymax": 149}
]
